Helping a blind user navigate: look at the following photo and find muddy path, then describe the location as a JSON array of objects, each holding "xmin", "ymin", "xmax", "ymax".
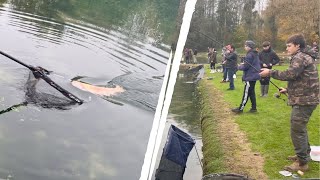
[{"xmin": 202, "ymin": 78, "xmax": 268, "ymax": 180}]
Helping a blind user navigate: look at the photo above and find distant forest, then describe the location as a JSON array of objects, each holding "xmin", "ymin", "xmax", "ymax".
[{"xmin": 179, "ymin": 0, "xmax": 319, "ymax": 51}]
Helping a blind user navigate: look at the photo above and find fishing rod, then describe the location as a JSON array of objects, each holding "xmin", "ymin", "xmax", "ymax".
[
  {"xmin": 189, "ymin": 28, "xmax": 223, "ymax": 46},
  {"xmin": 241, "ymin": 58, "xmax": 287, "ymax": 96},
  {"xmin": 190, "ymin": 31, "xmax": 285, "ymax": 95},
  {"xmin": 228, "ymin": 50, "xmax": 285, "ymax": 95},
  {"xmin": 0, "ymin": 50, "xmax": 83, "ymax": 104},
  {"xmin": 269, "ymin": 80, "xmax": 282, "ymax": 91},
  {"xmin": 192, "ymin": 33, "xmax": 285, "ymax": 92},
  {"xmin": 177, "ymin": 20, "xmax": 223, "ymax": 47}
]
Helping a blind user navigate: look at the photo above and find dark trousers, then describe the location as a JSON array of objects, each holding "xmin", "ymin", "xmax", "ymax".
[
  {"xmin": 260, "ymin": 77, "xmax": 270, "ymax": 85},
  {"xmin": 185, "ymin": 57, "xmax": 190, "ymax": 64},
  {"xmin": 224, "ymin": 68, "xmax": 235, "ymax": 89},
  {"xmin": 210, "ymin": 62, "xmax": 215, "ymax": 69},
  {"xmin": 239, "ymin": 81, "xmax": 256, "ymax": 110},
  {"xmin": 260, "ymin": 67, "xmax": 272, "ymax": 85},
  {"xmin": 290, "ymin": 105, "xmax": 317, "ymax": 164}
]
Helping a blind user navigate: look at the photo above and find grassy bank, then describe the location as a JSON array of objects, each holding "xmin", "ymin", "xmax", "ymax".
[
  {"xmin": 197, "ymin": 70, "xmax": 267, "ymax": 179},
  {"xmin": 196, "ymin": 81, "xmax": 226, "ymax": 174},
  {"xmin": 200, "ymin": 63, "xmax": 320, "ymax": 179}
]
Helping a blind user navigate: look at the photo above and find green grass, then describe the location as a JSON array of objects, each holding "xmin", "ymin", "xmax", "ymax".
[
  {"xmin": 197, "ymin": 81, "xmax": 227, "ymax": 174},
  {"xmin": 204, "ymin": 64, "xmax": 320, "ymax": 179}
]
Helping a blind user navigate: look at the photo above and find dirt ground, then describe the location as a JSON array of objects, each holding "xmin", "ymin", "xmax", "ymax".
[{"xmin": 205, "ymin": 81, "xmax": 268, "ymax": 180}]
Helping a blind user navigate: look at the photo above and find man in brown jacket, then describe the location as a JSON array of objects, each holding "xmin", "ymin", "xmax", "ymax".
[{"xmin": 260, "ymin": 34, "xmax": 319, "ymax": 172}]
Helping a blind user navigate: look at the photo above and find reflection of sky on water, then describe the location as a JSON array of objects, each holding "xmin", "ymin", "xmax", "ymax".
[
  {"xmin": 0, "ymin": 1, "xmax": 171, "ymax": 179},
  {"xmin": 0, "ymin": 100, "xmax": 154, "ymax": 179},
  {"xmin": 0, "ymin": 5, "xmax": 169, "ymax": 77}
]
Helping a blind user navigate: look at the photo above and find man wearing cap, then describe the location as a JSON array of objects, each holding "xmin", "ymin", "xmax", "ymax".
[
  {"xmin": 232, "ymin": 40, "xmax": 261, "ymax": 113},
  {"xmin": 259, "ymin": 41, "xmax": 280, "ymax": 97}
]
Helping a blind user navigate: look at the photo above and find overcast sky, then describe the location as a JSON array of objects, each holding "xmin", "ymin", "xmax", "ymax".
[{"xmin": 254, "ymin": 0, "xmax": 268, "ymax": 13}]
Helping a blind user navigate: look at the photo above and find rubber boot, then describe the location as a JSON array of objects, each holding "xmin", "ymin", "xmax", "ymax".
[
  {"xmin": 260, "ymin": 85, "xmax": 265, "ymax": 97},
  {"xmin": 263, "ymin": 85, "xmax": 269, "ymax": 97}
]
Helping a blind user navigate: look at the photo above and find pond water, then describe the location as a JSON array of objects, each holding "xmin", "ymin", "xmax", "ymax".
[
  {"xmin": 0, "ymin": 1, "xmax": 179, "ymax": 179},
  {"xmin": 152, "ymin": 65, "xmax": 204, "ymax": 180}
]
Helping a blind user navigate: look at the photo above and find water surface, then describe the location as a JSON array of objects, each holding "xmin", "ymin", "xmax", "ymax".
[
  {"xmin": 153, "ymin": 65, "xmax": 204, "ymax": 180},
  {"xmin": 0, "ymin": 1, "xmax": 179, "ymax": 179}
]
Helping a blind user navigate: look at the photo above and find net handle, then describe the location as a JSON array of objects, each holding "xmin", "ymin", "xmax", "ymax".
[
  {"xmin": 0, "ymin": 50, "xmax": 83, "ymax": 104},
  {"xmin": 0, "ymin": 50, "xmax": 32, "ymax": 69},
  {"xmin": 39, "ymin": 72, "xmax": 83, "ymax": 104}
]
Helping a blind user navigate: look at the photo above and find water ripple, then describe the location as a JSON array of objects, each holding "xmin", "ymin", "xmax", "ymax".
[{"xmin": 0, "ymin": 6, "xmax": 169, "ymax": 73}]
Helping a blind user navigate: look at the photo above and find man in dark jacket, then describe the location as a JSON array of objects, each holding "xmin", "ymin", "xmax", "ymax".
[
  {"xmin": 259, "ymin": 41, "xmax": 280, "ymax": 97},
  {"xmin": 232, "ymin": 40, "xmax": 260, "ymax": 113},
  {"xmin": 224, "ymin": 44, "xmax": 238, "ymax": 90},
  {"xmin": 260, "ymin": 34, "xmax": 319, "ymax": 172}
]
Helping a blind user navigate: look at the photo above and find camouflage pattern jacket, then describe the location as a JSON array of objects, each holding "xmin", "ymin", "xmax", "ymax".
[{"xmin": 270, "ymin": 51, "xmax": 319, "ymax": 106}]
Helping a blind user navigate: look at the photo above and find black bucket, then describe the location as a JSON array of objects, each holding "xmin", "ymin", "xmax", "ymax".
[{"xmin": 155, "ymin": 125, "xmax": 195, "ymax": 180}]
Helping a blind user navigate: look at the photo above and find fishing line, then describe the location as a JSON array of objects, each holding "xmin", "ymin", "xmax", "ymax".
[
  {"xmin": 189, "ymin": 29, "xmax": 285, "ymax": 95},
  {"xmin": 241, "ymin": 58, "xmax": 287, "ymax": 96},
  {"xmin": 193, "ymin": 139, "xmax": 203, "ymax": 169}
]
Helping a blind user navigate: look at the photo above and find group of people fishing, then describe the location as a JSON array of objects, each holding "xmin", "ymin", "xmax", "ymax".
[
  {"xmin": 183, "ymin": 47, "xmax": 198, "ymax": 64},
  {"xmin": 205, "ymin": 34, "xmax": 319, "ymax": 173},
  {"xmin": 206, "ymin": 40, "xmax": 281, "ymax": 99},
  {"xmin": 182, "ymin": 33, "xmax": 319, "ymax": 174}
]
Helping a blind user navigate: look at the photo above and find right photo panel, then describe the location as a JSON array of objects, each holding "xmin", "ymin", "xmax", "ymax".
[{"xmin": 151, "ymin": 0, "xmax": 320, "ymax": 179}]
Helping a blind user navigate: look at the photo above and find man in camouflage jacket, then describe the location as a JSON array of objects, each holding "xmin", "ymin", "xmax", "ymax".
[{"xmin": 260, "ymin": 34, "xmax": 319, "ymax": 172}]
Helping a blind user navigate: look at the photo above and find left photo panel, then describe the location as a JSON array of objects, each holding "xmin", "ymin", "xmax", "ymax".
[{"xmin": 0, "ymin": 0, "xmax": 181, "ymax": 180}]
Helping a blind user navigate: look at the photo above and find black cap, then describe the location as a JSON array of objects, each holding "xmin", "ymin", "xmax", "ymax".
[{"xmin": 262, "ymin": 41, "xmax": 271, "ymax": 47}]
